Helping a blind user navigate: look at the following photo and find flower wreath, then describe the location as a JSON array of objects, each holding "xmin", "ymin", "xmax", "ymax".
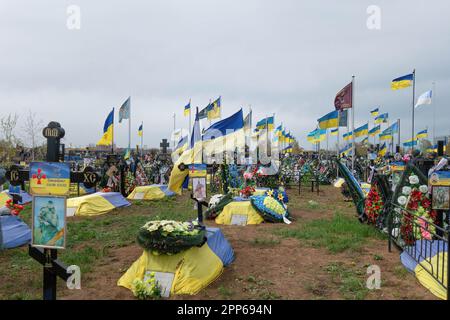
[
  {"xmin": 136, "ymin": 220, "xmax": 206, "ymax": 255},
  {"xmin": 364, "ymin": 184, "xmax": 384, "ymax": 225}
]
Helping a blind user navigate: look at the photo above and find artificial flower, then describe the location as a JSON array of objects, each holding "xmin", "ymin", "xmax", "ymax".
[
  {"xmin": 419, "ymin": 185, "xmax": 428, "ymax": 194},
  {"xmin": 402, "ymin": 186, "xmax": 412, "ymax": 195},
  {"xmin": 409, "ymin": 175, "xmax": 419, "ymax": 185},
  {"xmin": 397, "ymin": 196, "xmax": 407, "ymax": 206}
]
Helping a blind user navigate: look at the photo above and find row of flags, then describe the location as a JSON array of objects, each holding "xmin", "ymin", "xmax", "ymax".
[{"xmin": 184, "ymin": 97, "xmax": 222, "ymax": 121}]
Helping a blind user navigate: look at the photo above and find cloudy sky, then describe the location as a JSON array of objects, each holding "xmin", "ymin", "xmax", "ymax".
[{"xmin": 1, "ymin": 0, "xmax": 449, "ymax": 149}]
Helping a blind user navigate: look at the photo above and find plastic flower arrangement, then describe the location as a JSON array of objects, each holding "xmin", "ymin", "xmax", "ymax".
[
  {"xmin": 137, "ymin": 220, "xmax": 206, "ymax": 255},
  {"xmin": 240, "ymin": 186, "xmax": 255, "ymax": 198},
  {"xmin": 364, "ymin": 185, "xmax": 384, "ymax": 225},
  {"xmin": 395, "ymin": 172, "xmax": 438, "ymax": 245},
  {"xmin": 5, "ymin": 199, "xmax": 24, "ymax": 216},
  {"xmin": 131, "ymin": 273, "xmax": 161, "ymax": 300}
]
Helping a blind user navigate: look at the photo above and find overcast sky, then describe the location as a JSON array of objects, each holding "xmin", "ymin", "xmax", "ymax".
[{"xmin": 1, "ymin": 0, "xmax": 449, "ymax": 149}]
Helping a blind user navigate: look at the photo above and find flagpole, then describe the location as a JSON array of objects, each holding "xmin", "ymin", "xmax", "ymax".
[
  {"xmin": 189, "ymin": 99, "xmax": 192, "ymax": 143},
  {"xmin": 112, "ymin": 108, "xmax": 115, "ymax": 154},
  {"xmin": 397, "ymin": 119, "xmax": 400, "ymax": 153},
  {"xmin": 173, "ymin": 112, "xmax": 176, "ymax": 149},
  {"xmin": 351, "ymin": 75, "xmax": 355, "ymax": 171},
  {"xmin": 432, "ymin": 81, "xmax": 436, "ymax": 144},
  {"xmin": 412, "ymin": 69, "xmax": 416, "ymax": 150},
  {"xmin": 141, "ymin": 122, "xmax": 143, "ymax": 157},
  {"xmin": 128, "ymin": 97, "xmax": 131, "ymax": 152}
]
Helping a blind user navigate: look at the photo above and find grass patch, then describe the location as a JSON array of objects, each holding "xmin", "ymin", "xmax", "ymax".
[
  {"xmin": 324, "ymin": 262, "xmax": 368, "ymax": 300},
  {"xmin": 249, "ymin": 237, "xmax": 280, "ymax": 247},
  {"xmin": 274, "ymin": 212, "xmax": 386, "ymax": 253},
  {"xmin": 218, "ymin": 286, "xmax": 233, "ymax": 298}
]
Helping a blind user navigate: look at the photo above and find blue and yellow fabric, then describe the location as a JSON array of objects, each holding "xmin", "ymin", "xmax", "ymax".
[
  {"xmin": 391, "ymin": 73, "xmax": 414, "ymax": 90},
  {"xmin": 250, "ymin": 195, "xmax": 289, "ymax": 223},
  {"xmin": 400, "ymin": 240, "xmax": 448, "ymax": 300},
  {"xmin": 0, "ymin": 190, "xmax": 32, "ymax": 207},
  {"xmin": 0, "ymin": 215, "xmax": 31, "ymax": 250},
  {"xmin": 118, "ymin": 228, "xmax": 234, "ymax": 296},
  {"xmin": 66, "ymin": 192, "xmax": 130, "ymax": 217},
  {"xmin": 215, "ymin": 201, "xmax": 264, "ymax": 225},
  {"xmin": 354, "ymin": 123, "xmax": 368, "ymax": 138},
  {"xmin": 127, "ymin": 185, "xmax": 176, "ymax": 201},
  {"xmin": 317, "ymin": 110, "xmax": 339, "ymax": 129}
]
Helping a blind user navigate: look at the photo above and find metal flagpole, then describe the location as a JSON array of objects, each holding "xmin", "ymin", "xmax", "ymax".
[
  {"xmin": 189, "ymin": 99, "xmax": 192, "ymax": 143},
  {"xmin": 412, "ymin": 69, "xmax": 416, "ymax": 149},
  {"xmin": 128, "ymin": 97, "xmax": 131, "ymax": 152},
  {"xmin": 432, "ymin": 81, "xmax": 436, "ymax": 143},
  {"xmin": 397, "ymin": 119, "xmax": 401, "ymax": 153},
  {"xmin": 111, "ymin": 108, "xmax": 115, "ymax": 154},
  {"xmin": 351, "ymin": 75, "xmax": 355, "ymax": 171},
  {"xmin": 141, "ymin": 122, "xmax": 143, "ymax": 157},
  {"xmin": 173, "ymin": 113, "xmax": 176, "ymax": 148}
]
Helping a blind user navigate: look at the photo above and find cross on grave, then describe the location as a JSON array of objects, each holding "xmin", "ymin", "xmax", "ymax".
[
  {"xmin": 160, "ymin": 138, "xmax": 170, "ymax": 154},
  {"xmin": 4, "ymin": 121, "xmax": 101, "ymax": 300}
]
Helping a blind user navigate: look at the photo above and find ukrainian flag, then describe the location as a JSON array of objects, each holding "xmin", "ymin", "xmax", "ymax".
[
  {"xmin": 403, "ymin": 139, "xmax": 417, "ymax": 147},
  {"xmin": 317, "ymin": 110, "xmax": 339, "ymax": 129},
  {"xmin": 330, "ymin": 128, "xmax": 339, "ymax": 136},
  {"xmin": 256, "ymin": 116, "xmax": 274, "ymax": 131},
  {"xmin": 391, "ymin": 73, "xmax": 414, "ymax": 90},
  {"xmin": 375, "ymin": 113, "xmax": 388, "ymax": 124},
  {"xmin": 203, "ymin": 109, "xmax": 245, "ymax": 161},
  {"xmin": 124, "ymin": 148, "xmax": 131, "ymax": 160},
  {"xmin": 307, "ymin": 129, "xmax": 326, "ymax": 143},
  {"xmin": 207, "ymin": 97, "xmax": 221, "ymax": 120},
  {"xmin": 172, "ymin": 135, "xmax": 188, "ymax": 157},
  {"xmin": 369, "ymin": 125, "xmax": 381, "ymax": 137},
  {"xmin": 370, "ymin": 108, "xmax": 379, "ymax": 117},
  {"xmin": 97, "ymin": 108, "xmax": 114, "ymax": 146},
  {"xmin": 416, "ymin": 129, "xmax": 428, "ymax": 140},
  {"xmin": 378, "ymin": 143, "xmax": 387, "ymax": 157},
  {"xmin": 138, "ymin": 123, "xmax": 143, "ymax": 137},
  {"xmin": 168, "ymin": 108, "xmax": 203, "ymax": 194},
  {"xmin": 361, "ymin": 137, "xmax": 369, "ymax": 145},
  {"xmin": 274, "ymin": 125, "xmax": 282, "ymax": 137},
  {"xmin": 343, "ymin": 131, "xmax": 353, "ymax": 141},
  {"xmin": 340, "ymin": 143, "xmax": 353, "ymax": 156},
  {"xmin": 184, "ymin": 101, "xmax": 191, "ymax": 117},
  {"xmin": 354, "ymin": 123, "xmax": 369, "ymax": 138},
  {"xmin": 379, "ymin": 131, "xmax": 392, "ymax": 141}
]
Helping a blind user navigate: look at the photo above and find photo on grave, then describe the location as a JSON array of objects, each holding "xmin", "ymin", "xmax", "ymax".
[
  {"xmin": 192, "ymin": 177, "xmax": 207, "ymax": 201},
  {"xmin": 432, "ymin": 186, "xmax": 450, "ymax": 210},
  {"xmin": 32, "ymin": 196, "xmax": 67, "ymax": 249}
]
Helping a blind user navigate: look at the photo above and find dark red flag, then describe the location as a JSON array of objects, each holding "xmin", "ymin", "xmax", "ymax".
[{"xmin": 334, "ymin": 82, "xmax": 353, "ymax": 110}]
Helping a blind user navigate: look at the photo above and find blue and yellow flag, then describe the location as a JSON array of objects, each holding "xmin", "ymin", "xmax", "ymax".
[
  {"xmin": 138, "ymin": 123, "xmax": 143, "ymax": 137},
  {"xmin": 343, "ymin": 131, "xmax": 353, "ymax": 141},
  {"xmin": 391, "ymin": 73, "xmax": 414, "ymax": 90},
  {"xmin": 318, "ymin": 110, "xmax": 339, "ymax": 129},
  {"xmin": 184, "ymin": 101, "xmax": 191, "ymax": 117},
  {"xmin": 340, "ymin": 143, "xmax": 353, "ymax": 156},
  {"xmin": 97, "ymin": 109, "xmax": 114, "ymax": 146},
  {"xmin": 361, "ymin": 137, "xmax": 369, "ymax": 145},
  {"xmin": 124, "ymin": 148, "xmax": 131, "ymax": 160},
  {"xmin": 416, "ymin": 129, "xmax": 428, "ymax": 140},
  {"xmin": 378, "ymin": 143, "xmax": 387, "ymax": 157},
  {"xmin": 369, "ymin": 125, "xmax": 381, "ymax": 137},
  {"xmin": 403, "ymin": 139, "xmax": 417, "ymax": 147},
  {"xmin": 379, "ymin": 131, "xmax": 392, "ymax": 141},
  {"xmin": 354, "ymin": 123, "xmax": 369, "ymax": 138},
  {"xmin": 207, "ymin": 97, "xmax": 221, "ymax": 120},
  {"xmin": 374, "ymin": 113, "xmax": 389, "ymax": 124},
  {"xmin": 370, "ymin": 108, "xmax": 379, "ymax": 117},
  {"xmin": 330, "ymin": 128, "xmax": 339, "ymax": 136},
  {"xmin": 256, "ymin": 116, "xmax": 274, "ymax": 131},
  {"xmin": 307, "ymin": 129, "xmax": 326, "ymax": 144}
]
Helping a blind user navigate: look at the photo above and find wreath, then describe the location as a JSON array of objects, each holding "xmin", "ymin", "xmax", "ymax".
[
  {"xmin": 364, "ymin": 185, "xmax": 384, "ymax": 225},
  {"xmin": 250, "ymin": 194, "xmax": 289, "ymax": 223},
  {"xmin": 136, "ymin": 220, "xmax": 206, "ymax": 255}
]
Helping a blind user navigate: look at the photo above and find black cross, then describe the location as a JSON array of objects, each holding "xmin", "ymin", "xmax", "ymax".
[
  {"xmin": 4, "ymin": 121, "xmax": 101, "ymax": 300},
  {"xmin": 160, "ymin": 139, "xmax": 170, "ymax": 154}
]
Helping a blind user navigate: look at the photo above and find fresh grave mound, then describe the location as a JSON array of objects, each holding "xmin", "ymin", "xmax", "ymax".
[
  {"xmin": 118, "ymin": 220, "xmax": 234, "ymax": 298},
  {"xmin": 0, "ymin": 214, "xmax": 31, "ymax": 249},
  {"xmin": 66, "ymin": 192, "xmax": 130, "ymax": 217},
  {"xmin": 400, "ymin": 240, "xmax": 448, "ymax": 300},
  {"xmin": 127, "ymin": 185, "xmax": 176, "ymax": 201},
  {"xmin": 212, "ymin": 189, "xmax": 290, "ymax": 225}
]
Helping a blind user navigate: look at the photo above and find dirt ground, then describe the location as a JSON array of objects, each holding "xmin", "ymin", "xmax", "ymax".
[{"xmin": 59, "ymin": 186, "xmax": 436, "ymax": 300}]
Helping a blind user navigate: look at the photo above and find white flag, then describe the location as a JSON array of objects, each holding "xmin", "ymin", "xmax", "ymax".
[{"xmin": 415, "ymin": 90, "xmax": 432, "ymax": 108}]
